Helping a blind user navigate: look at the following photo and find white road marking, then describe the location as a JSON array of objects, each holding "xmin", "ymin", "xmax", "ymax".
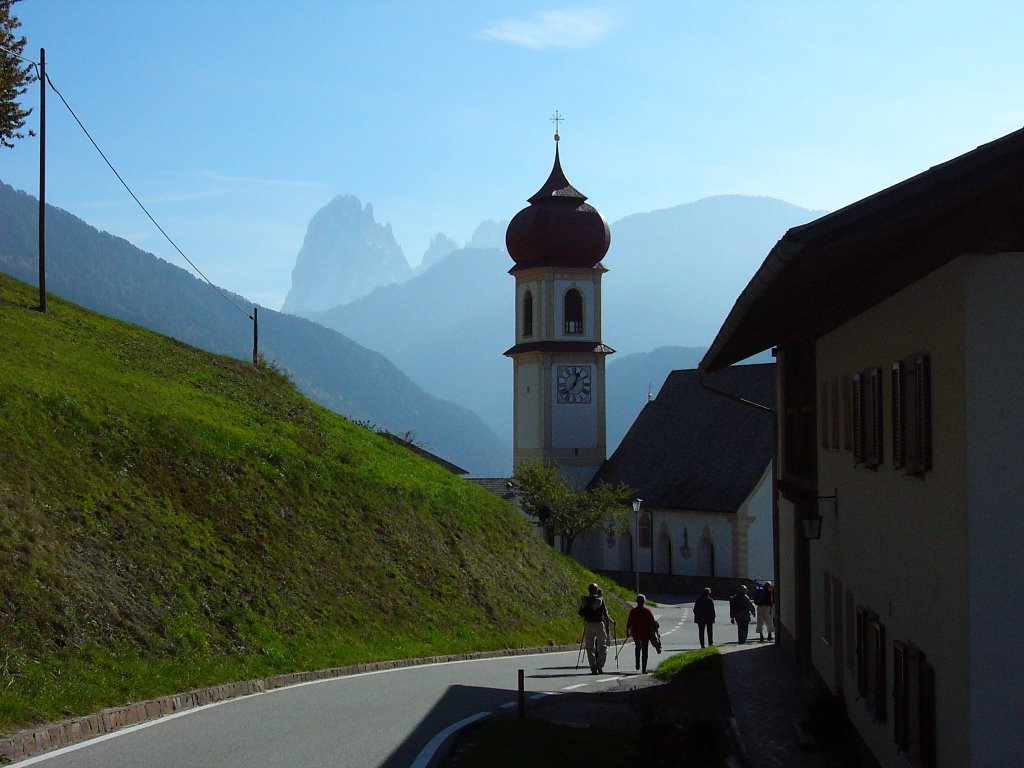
[
  {"xmin": 530, "ymin": 692, "xmax": 553, "ymax": 699},
  {"xmin": 562, "ymin": 683, "xmax": 588, "ymax": 690},
  {"xmin": 596, "ymin": 677, "xmax": 618, "ymax": 683},
  {"xmin": 409, "ymin": 711, "xmax": 491, "ymax": 768}
]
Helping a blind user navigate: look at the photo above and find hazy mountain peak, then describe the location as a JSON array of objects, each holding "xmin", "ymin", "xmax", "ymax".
[
  {"xmin": 282, "ymin": 194, "xmax": 412, "ymax": 314},
  {"xmin": 417, "ymin": 233, "xmax": 460, "ymax": 274},
  {"xmin": 467, "ymin": 219, "xmax": 509, "ymax": 251}
]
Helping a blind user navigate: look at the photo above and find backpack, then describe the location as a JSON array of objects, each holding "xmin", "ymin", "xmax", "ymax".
[
  {"xmin": 753, "ymin": 583, "xmax": 765, "ymax": 606},
  {"xmin": 578, "ymin": 596, "xmax": 604, "ymax": 622}
]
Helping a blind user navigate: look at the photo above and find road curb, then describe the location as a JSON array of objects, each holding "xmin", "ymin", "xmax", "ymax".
[{"xmin": 0, "ymin": 643, "xmax": 577, "ymax": 764}]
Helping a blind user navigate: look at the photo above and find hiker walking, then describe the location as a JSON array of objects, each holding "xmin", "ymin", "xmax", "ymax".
[
  {"xmin": 755, "ymin": 580, "xmax": 775, "ymax": 642},
  {"xmin": 693, "ymin": 587, "xmax": 716, "ymax": 648},
  {"xmin": 625, "ymin": 594, "xmax": 660, "ymax": 673},
  {"xmin": 729, "ymin": 584, "xmax": 756, "ymax": 644},
  {"xmin": 578, "ymin": 583, "xmax": 614, "ymax": 673}
]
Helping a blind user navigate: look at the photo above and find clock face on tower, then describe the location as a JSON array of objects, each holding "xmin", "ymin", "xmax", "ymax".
[{"xmin": 556, "ymin": 365, "xmax": 593, "ymax": 404}]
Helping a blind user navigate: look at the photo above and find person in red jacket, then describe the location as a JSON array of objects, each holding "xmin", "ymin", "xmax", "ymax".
[{"xmin": 625, "ymin": 594, "xmax": 660, "ymax": 673}]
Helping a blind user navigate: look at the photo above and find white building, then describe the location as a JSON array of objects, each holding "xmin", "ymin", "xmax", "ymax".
[
  {"xmin": 575, "ymin": 365, "xmax": 775, "ymax": 587},
  {"xmin": 701, "ymin": 127, "xmax": 1024, "ymax": 767}
]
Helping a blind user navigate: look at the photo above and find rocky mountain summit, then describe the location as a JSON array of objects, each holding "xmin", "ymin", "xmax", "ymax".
[{"xmin": 282, "ymin": 195, "xmax": 412, "ymax": 314}]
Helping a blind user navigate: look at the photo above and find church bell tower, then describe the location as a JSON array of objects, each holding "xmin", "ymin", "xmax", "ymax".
[{"xmin": 504, "ymin": 124, "xmax": 613, "ymax": 487}]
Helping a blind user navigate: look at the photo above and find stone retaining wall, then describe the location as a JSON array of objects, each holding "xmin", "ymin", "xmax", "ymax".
[{"xmin": 0, "ymin": 643, "xmax": 575, "ymax": 764}]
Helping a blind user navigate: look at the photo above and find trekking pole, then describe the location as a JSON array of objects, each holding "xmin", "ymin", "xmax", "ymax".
[
  {"xmin": 575, "ymin": 627, "xmax": 586, "ymax": 670},
  {"xmin": 613, "ymin": 624, "xmax": 619, "ymax": 669}
]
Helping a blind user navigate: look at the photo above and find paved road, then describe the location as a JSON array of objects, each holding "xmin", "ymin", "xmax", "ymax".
[{"xmin": 18, "ymin": 596, "xmax": 727, "ymax": 768}]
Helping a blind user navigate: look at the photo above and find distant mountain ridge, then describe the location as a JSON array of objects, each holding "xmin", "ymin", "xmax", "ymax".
[
  {"xmin": 306, "ymin": 195, "xmax": 820, "ymax": 449},
  {"xmin": 0, "ymin": 181, "xmax": 508, "ymax": 475}
]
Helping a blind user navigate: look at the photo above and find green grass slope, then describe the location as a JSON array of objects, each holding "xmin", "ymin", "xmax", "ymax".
[{"xmin": 0, "ymin": 273, "xmax": 616, "ymax": 734}]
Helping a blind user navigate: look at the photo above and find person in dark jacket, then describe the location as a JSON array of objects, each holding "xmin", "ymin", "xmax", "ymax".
[
  {"xmin": 626, "ymin": 594, "xmax": 659, "ymax": 673},
  {"xmin": 693, "ymin": 587, "xmax": 716, "ymax": 648},
  {"xmin": 729, "ymin": 585, "xmax": 756, "ymax": 644},
  {"xmin": 756, "ymin": 580, "xmax": 775, "ymax": 642}
]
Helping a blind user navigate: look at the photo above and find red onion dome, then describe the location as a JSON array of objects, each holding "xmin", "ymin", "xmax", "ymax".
[{"xmin": 506, "ymin": 145, "xmax": 611, "ymax": 269}]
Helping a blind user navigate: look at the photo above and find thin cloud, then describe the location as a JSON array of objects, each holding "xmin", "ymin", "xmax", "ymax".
[
  {"xmin": 193, "ymin": 171, "xmax": 325, "ymax": 190},
  {"xmin": 480, "ymin": 7, "xmax": 620, "ymax": 49}
]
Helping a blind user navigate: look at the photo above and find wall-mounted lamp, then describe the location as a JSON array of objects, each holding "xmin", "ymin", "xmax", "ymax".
[{"xmin": 801, "ymin": 488, "xmax": 837, "ymax": 541}]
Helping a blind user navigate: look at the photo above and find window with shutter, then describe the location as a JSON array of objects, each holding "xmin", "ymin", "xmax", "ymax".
[
  {"xmin": 830, "ymin": 379, "xmax": 840, "ymax": 450},
  {"xmin": 892, "ymin": 362, "xmax": 905, "ymax": 468},
  {"xmin": 820, "ymin": 381, "xmax": 829, "ymax": 449},
  {"xmin": 845, "ymin": 590, "xmax": 855, "ymax": 671},
  {"xmin": 893, "ymin": 641, "xmax": 909, "ymax": 750},
  {"xmin": 522, "ymin": 291, "xmax": 533, "ymax": 337},
  {"xmin": 852, "ymin": 374, "xmax": 864, "ymax": 464},
  {"xmin": 856, "ymin": 606, "xmax": 868, "ymax": 697},
  {"xmin": 919, "ymin": 658, "xmax": 936, "ymax": 768},
  {"xmin": 873, "ymin": 620, "xmax": 887, "ymax": 721},
  {"xmin": 867, "ymin": 367, "xmax": 883, "ymax": 468},
  {"xmin": 843, "ymin": 375, "xmax": 853, "ymax": 451},
  {"xmin": 913, "ymin": 354, "xmax": 932, "ymax": 474},
  {"xmin": 822, "ymin": 571, "xmax": 832, "ymax": 644}
]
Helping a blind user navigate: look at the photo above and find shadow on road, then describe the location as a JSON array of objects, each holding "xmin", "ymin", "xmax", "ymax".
[{"xmin": 379, "ymin": 683, "xmax": 515, "ymax": 768}]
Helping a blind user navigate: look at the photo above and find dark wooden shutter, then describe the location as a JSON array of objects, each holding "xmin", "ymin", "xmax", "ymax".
[
  {"xmin": 856, "ymin": 606, "xmax": 867, "ymax": 697},
  {"xmin": 822, "ymin": 571, "xmax": 832, "ymax": 643},
  {"xmin": 893, "ymin": 641, "xmax": 909, "ymax": 750},
  {"xmin": 820, "ymin": 381, "xmax": 829, "ymax": 449},
  {"xmin": 523, "ymin": 291, "xmax": 533, "ymax": 336},
  {"xmin": 919, "ymin": 658, "xmax": 936, "ymax": 768},
  {"xmin": 873, "ymin": 620, "xmax": 887, "ymax": 721},
  {"xmin": 843, "ymin": 376, "xmax": 853, "ymax": 451},
  {"xmin": 891, "ymin": 362, "xmax": 905, "ymax": 468},
  {"xmin": 868, "ymin": 367, "xmax": 883, "ymax": 468},
  {"xmin": 831, "ymin": 378, "xmax": 840, "ymax": 450},
  {"xmin": 852, "ymin": 374, "xmax": 864, "ymax": 464},
  {"xmin": 914, "ymin": 354, "xmax": 932, "ymax": 474}
]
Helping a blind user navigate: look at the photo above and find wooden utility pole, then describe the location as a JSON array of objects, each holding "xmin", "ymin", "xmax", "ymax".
[
  {"xmin": 252, "ymin": 306, "xmax": 259, "ymax": 366},
  {"xmin": 38, "ymin": 47, "xmax": 46, "ymax": 313}
]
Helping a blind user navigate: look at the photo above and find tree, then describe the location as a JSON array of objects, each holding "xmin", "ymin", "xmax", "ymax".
[
  {"xmin": 511, "ymin": 461, "xmax": 634, "ymax": 556},
  {"xmin": 1, "ymin": 0, "xmax": 34, "ymax": 149}
]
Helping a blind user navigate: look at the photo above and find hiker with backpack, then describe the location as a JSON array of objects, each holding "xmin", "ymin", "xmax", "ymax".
[
  {"xmin": 729, "ymin": 584, "xmax": 756, "ymax": 644},
  {"xmin": 578, "ymin": 583, "xmax": 615, "ymax": 673},
  {"xmin": 755, "ymin": 579, "xmax": 775, "ymax": 642},
  {"xmin": 625, "ymin": 594, "xmax": 660, "ymax": 674}
]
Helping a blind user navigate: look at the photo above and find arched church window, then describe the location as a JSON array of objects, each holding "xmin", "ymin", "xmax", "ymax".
[
  {"xmin": 564, "ymin": 289, "xmax": 583, "ymax": 334},
  {"xmin": 639, "ymin": 511, "xmax": 652, "ymax": 548},
  {"xmin": 523, "ymin": 291, "xmax": 533, "ymax": 337}
]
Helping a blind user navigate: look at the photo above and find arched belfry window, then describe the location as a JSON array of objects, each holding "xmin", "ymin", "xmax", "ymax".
[
  {"xmin": 522, "ymin": 291, "xmax": 533, "ymax": 337},
  {"xmin": 564, "ymin": 289, "xmax": 583, "ymax": 334}
]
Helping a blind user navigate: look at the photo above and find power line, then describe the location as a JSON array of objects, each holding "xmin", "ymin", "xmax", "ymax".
[
  {"xmin": 41, "ymin": 72, "xmax": 252, "ymax": 319},
  {"xmin": 3, "ymin": 41, "xmax": 252, "ymax": 321}
]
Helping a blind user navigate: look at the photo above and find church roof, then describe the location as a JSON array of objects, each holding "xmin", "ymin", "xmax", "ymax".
[
  {"xmin": 591, "ymin": 364, "xmax": 776, "ymax": 512},
  {"xmin": 506, "ymin": 143, "xmax": 611, "ymax": 270}
]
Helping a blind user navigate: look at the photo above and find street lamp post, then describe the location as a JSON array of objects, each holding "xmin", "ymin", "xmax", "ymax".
[{"xmin": 632, "ymin": 498, "xmax": 642, "ymax": 595}]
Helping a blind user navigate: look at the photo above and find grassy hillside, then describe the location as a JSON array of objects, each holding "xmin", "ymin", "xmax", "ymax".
[
  {"xmin": 0, "ymin": 273, "xmax": 620, "ymax": 734},
  {"xmin": 0, "ymin": 181, "xmax": 509, "ymax": 476}
]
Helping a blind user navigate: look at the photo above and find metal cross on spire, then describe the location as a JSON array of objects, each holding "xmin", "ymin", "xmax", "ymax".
[{"xmin": 550, "ymin": 110, "xmax": 563, "ymax": 141}]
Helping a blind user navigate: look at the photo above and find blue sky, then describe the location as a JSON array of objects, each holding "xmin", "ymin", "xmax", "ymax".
[{"xmin": 3, "ymin": 1, "xmax": 1023, "ymax": 309}]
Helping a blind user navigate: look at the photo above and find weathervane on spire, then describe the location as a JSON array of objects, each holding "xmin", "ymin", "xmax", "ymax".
[{"xmin": 550, "ymin": 110, "xmax": 563, "ymax": 142}]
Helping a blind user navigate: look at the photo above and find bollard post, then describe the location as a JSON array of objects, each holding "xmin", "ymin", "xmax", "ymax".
[{"xmin": 518, "ymin": 669, "xmax": 525, "ymax": 718}]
